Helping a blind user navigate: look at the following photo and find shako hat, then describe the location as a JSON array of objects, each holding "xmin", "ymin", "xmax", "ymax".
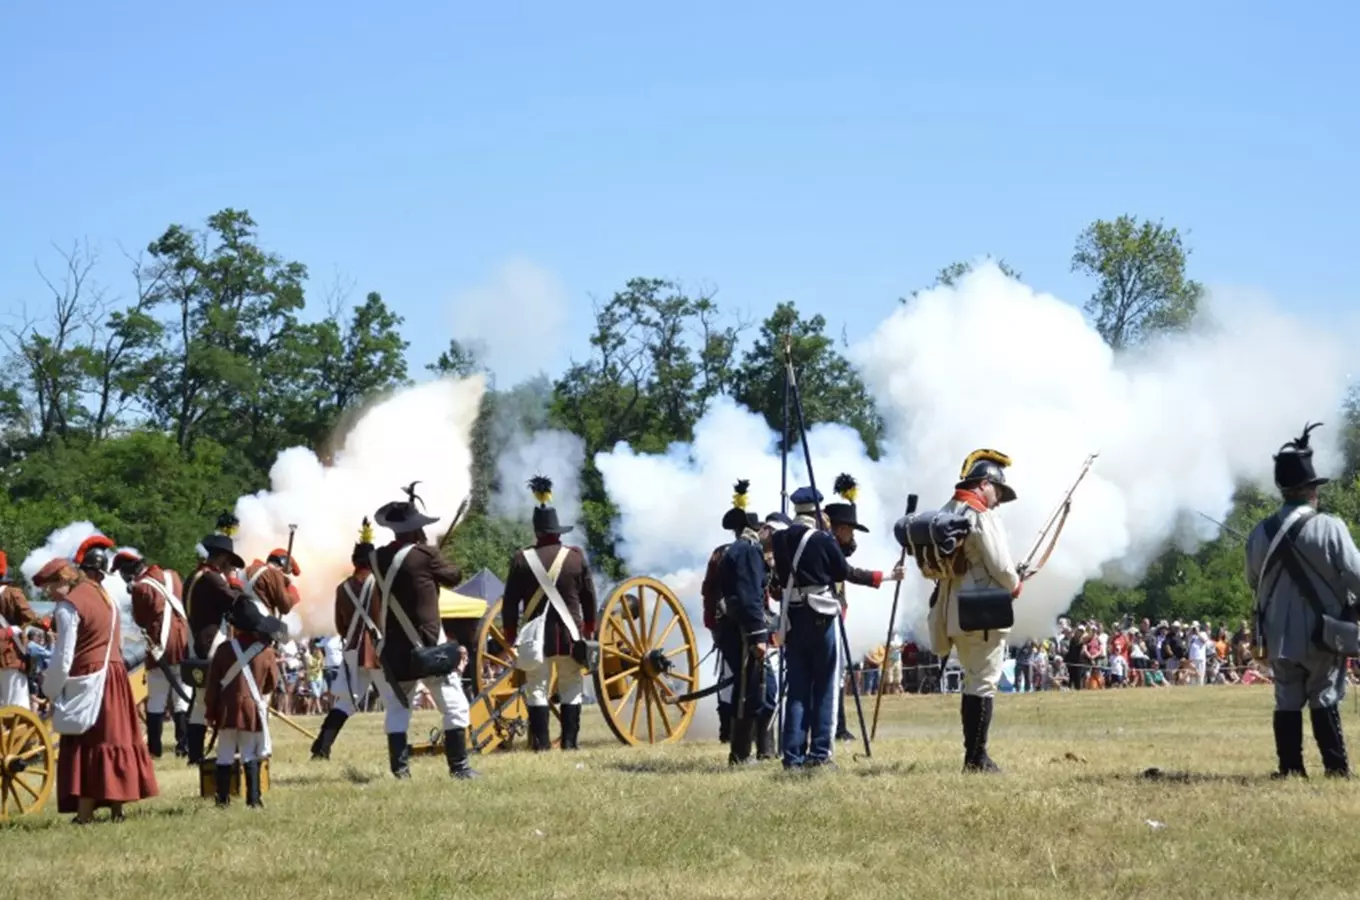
[
  {"xmin": 1274, "ymin": 422, "xmax": 1330, "ymax": 491},
  {"xmin": 352, "ymin": 517, "xmax": 376, "ymax": 565},
  {"xmin": 529, "ymin": 475, "xmax": 573, "ymax": 535},
  {"xmin": 824, "ymin": 473, "xmax": 869, "ymax": 532},
  {"xmin": 957, "ymin": 448, "xmax": 1016, "ymax": 503},
  {"xmin": 375, "ymin": 481, "xmax": 441, "ymax": 533},
  {"xmin": 200, "ymin": 533, "xmax": 246, "ymax": 569},
  {"xmin": 721, "ymin": 479, "xmax": 761, "ymax": 532}
]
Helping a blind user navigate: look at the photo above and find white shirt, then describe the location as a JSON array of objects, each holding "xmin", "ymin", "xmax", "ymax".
[
  {"xmin": 42, "ymin": 600, "xmax": 80, "ymax": 699},
  {"xmin": 1188, "ymin": 632, "xmax": 1207, "ymax": 662},
  {"xmin": 322, "ymin": 635, "xmax": 344, "ymax": 667}
]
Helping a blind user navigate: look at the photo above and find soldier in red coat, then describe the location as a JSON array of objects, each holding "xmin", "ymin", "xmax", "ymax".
[
  {"xmin": 115, "ymin": 549, "xmax": 191, "ymax": 758},
  {"xmin": 0, "ymin": 550, "xmax": 38, "ymax": 710},
  {"xmin": 204, "ymin": 597, "xmax": 285, "ymax": 808},
  {"xmin": 182, "ymin": 533, "xmax": 246, "ymax": 764}
]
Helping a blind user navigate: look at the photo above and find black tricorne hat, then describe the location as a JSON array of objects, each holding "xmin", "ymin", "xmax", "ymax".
[
  {"xmin": 199, "ymin": 533, "xmax": 246, "ymax": 570},
  {"xmin": 1274, "ymin": 422, "xmax": 1330, "ymax": 491},
  {"xmin": 529, "ymin": 475, "xmax": 573, "ymax": 535},
  {"xmin": 824, "ymin": 502, "xmax": 869, "ymax": 533},
  {"xmin": 227, "ymin": 596, "xmax": 288, "ymax": 638}
]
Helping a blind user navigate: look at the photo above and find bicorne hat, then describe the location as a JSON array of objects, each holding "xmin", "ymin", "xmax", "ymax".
[
  {"xmin": 721, "ymin": 479, "xmax": 761, "ymax": 532},
  {"xmin": 529, "ymin": 475, "xmax": 573, "ymax": 535},
  {"xmin": 1274, "ymin": 422, "xmax": 1330, "ymax": 491}
]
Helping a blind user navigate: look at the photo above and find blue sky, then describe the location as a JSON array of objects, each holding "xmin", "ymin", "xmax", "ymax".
[{"xmin": 3, "ymin": 1, "xmax": 1356, "ymax": 387}]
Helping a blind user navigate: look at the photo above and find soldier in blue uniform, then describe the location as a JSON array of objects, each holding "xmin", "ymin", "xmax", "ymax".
[
  {"xmin": 713, "ymin": 480, "xmax": 772, "ymax": 764},
  {"xmin": 774, "ymin": 485, "xmax": 903, "ymax": 770}
]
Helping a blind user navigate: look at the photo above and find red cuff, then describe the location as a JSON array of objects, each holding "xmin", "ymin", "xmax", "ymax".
[{"xmin": 871, "ymin": 571, "xmax": 883, "ymax": 588}]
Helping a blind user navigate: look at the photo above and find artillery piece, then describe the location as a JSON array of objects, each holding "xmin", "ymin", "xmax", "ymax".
[
  {"xmin": 412, "ymin": 575, "xmax": 702, "ymax": 755},
  {"xmin": 0, "ymin": 650, "xmax": 151, "ymax": 821}
]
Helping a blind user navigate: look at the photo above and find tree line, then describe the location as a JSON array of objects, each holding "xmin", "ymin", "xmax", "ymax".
[{"xmin": 2, "ymin": 209, "xmax": 1356, "ymax": 628}]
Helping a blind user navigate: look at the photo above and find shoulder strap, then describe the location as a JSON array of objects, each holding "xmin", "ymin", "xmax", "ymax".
[
  {"xmin": 784, "ymin": 528, "xmax": 817, "ymax": 597},
  {"xmin": 370, "ymin": 545, "xmax": 422, "ymax": 647},
  {"xmin": 343, "ymin": 575, "xmax": 381, "ymax": 643},
  {"xmin": 93, "ymin": 585, "xmax": 116, "ymax": 675},
  {"xmin": 522, "ymin": 546, "xmax": 578, "ymax": 642},
  {"xmin": 521, "ymin": 546, "xmax": 572, "ymax": 622}
]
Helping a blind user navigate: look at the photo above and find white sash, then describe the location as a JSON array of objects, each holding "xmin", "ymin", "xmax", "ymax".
[
  {"xmin": 514, "ymin": 547, "xmax": 572, "ymax": 670},
  {"xmin": 342, "ymin": 575, "xmax": 381, "ymax": 647},
  {"xmin": 242, "ymin": 565, "xmax": 274, "ymax": 616},
  {"xmin": 777, "ymin": 528, "xmax": 819, "ymax": 642},
  {"xmin": 224, "ymin": 638, "xmax": 271, "ymax": 758},
  {"xmin": 140, "ymin": 573, "xmax": 184, "ymax": 658},
  {"xmin": 51, "ymin": 591, "xmax": 117, "ymax": 736},
  {"xmin": 369, "ymin": 545, "xmax": 421, "ymax": 652}
]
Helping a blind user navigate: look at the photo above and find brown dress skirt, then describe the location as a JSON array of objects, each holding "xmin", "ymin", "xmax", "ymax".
[{"xmin": 57, "ymin": 660, "xmax": 159, "ymax": 812}]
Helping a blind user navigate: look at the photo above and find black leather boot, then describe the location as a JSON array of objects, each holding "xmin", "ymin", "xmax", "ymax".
[
  {"xmin": 145, "ymin": 713, "xmax": 165, "ymax": 758},
  {"xmin": 728, "ymin": 717, "xmax": 757, "ymax": 765},
  {"xmin": 835, "ymin": 702, "xmax": 855, "ymax": 742},
  {"xmin": 1311, "ymin": 705, "xmax": 1350, "ymax": 778},
  {"xmin": 961, "ymin": 695, "xmax": 1000, "ymax": 772},
  {"xmin": 244, "ymin": 761, "xmax": 264, "ymax": 807},
  {"xmin": 186, "ymin": 723, "xmax": 207, "ymax": 765},
  {"xmin": 310, "ymin": 709, "xmax": 348, "ymax": 760},
  {"xmin": 560, "ymin": 704, "xmax": 581, "ymax": 750},
  {"xmin": 444, "ymin": 728, "xmax": 480, "ymax": 779},
  {"xmin": 386, "ymin": 732, "xmax": 411, "ymax": 779},
  {"xmin": 214, "ymin": 763, "xmax": 232, "ymax": 807},
  {"xmin": 528, "ymin": 706, "xmax": 552, "ymax": 751},
  {"xmin": 717, "ymin": 701, "xmax": 732, "ymax": 743},
  {"xmin": 972, "ymin": 695, "xmax": 1000, "ymax": 772},
  {"xmin": 172, "ymin": 712, "xmax": 188, "ymax": 757},
  {"xmin": 755, "ymin": 711, "xmax": 775, "ymax": 760},
  {"xmin": 1272, "ymin": 710, "xmax": 1307, "ymax": 778}
]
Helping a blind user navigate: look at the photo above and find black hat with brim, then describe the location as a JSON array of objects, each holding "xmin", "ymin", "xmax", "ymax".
[
  {"xmin": 532, "ymin": 506, "xmax": 574, "ymax": 535},
  {"xmin": 824, "ymin": 502, "xmax": 869, "ymax": 533},
  {"xmin": 1274, "ymin": 448, "xmax": 1329, "ymax": 491},
  {"xmin": 227, "ymin": 597, "xmax": 288, "ymax": 638},
  {"xmin": 199, "ymin": 533, "xmax": 245, "ymax": 569},
  {"xmin": 721, "ymin": 508, "xmax": 761, "ymax": 531},
  {"xmin": 375, "ymin": 500, "xmax": 441, "ymax": 533}
]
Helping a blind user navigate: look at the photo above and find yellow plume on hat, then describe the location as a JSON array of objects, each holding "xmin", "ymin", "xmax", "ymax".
[
  {"xmin": 833, "ymin": 473, "xmax": 858, "ymax": 504},
  {"xmin": 215, "ymin": 510, "xmax": 239, "ymax": 537},
  {"xmin": 529, "ymin": 474, "xmax": 553, "ymax": 506},
  {"xmin": 960, "ymin": 448, "xmax": 1012, "ymax": 479},
  {"xmin": 359, "ymin": 516, "xmax": 374, "ymax": 544},
  {"xmin": 732, "ymin": 479, "xmax": 750, "ymax": 510}
]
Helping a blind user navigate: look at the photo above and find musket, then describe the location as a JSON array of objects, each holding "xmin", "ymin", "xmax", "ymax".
[
  {"xmin": 1196, "ymin": 511, "xmax": 1246, "ymax": 542},
  {"xmin": 438, "ymin": 495, "xmax": 472, "ymax": 554},
  {"xmin": 870, "ymin": 494, "xmax": 917, "ymax": 741},
  {"xmin": 1018, "ymin": 452, "xmax": 1098, "ymax": 582},
  {"xmin": 138, "ymin": 625, "xmax": 194, "ymax": 706}
]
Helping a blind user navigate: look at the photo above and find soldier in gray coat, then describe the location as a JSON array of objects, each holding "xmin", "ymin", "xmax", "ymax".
[{"xmin": 1245, "ymin": 422, "xmax": 1360, "ymax": 778}]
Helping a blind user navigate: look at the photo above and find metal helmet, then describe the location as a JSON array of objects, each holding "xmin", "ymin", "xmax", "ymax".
[{"xmin": 957, "ymin": 454, "xmax": 1017, "ymax": 503}]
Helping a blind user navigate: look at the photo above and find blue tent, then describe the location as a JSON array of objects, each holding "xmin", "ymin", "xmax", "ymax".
[{"xmin": 455, "ymin": 568, "xmax": 504, "ymax": 602}]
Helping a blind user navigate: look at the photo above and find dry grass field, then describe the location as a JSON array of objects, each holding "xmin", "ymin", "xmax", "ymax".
[{"xmin": 7, "ymin": 686, "xmax": 1360, "ymax": 900}]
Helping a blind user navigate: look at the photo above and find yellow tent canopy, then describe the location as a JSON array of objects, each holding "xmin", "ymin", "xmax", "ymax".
[{"xmin": 436, "ymin": 568, "xmax": 504, "ymax": 620}]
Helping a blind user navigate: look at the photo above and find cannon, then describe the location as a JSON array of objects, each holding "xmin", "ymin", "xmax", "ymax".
[
  {"xmin": 0, "ymin": 650, "xmax": 150, "ymax": 821},
  {"xmin": 411, "ymin": 575, "xmax": 702, "ymax": 755}
]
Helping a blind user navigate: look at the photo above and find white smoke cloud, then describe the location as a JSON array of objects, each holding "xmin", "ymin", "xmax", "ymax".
[
  {"xmin": 491, "ymin": 428, "xmax": 587, "ymax": 546},
  {"xmin": 594, "ymin": 261, "xmax": 1356, "ymax": 668},
  {"xmin": 231, "ymin": 375, "xmax": 486, "ymax": 637},
  {"xmin": 20, "ymin": 521, "xmax": 140, "ymax": 648},
  {"xmin": 447, "ymin": 259, "xmax": 568, "ymax": 387}
]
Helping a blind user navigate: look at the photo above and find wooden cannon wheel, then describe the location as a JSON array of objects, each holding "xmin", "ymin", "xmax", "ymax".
[
  {"xmin": 468, "ymin": 597, "xmax": 536, "ymax": 749},
  {"xmin": 0, "ymin": 705, "xmax": 56, "ymax": 821},
  {"xmin": 593, "ymin": 576, "xmax": 700, "ymax": 745}
]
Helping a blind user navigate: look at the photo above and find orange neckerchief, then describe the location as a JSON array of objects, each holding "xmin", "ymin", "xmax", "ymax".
[{"xmin": 953, "ymin": 488, "xmax": 988, "ymax": 513}]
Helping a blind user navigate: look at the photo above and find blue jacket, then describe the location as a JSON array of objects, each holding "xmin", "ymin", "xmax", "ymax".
[
  {"xmin": 720, "ymin": 537, "xmax": 769, "ymax": 642},
  {"xmin": 772, "ymin": 523, "xmax": 882, "ymax": 599}
]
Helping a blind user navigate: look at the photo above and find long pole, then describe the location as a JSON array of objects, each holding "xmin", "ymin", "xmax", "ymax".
[
  {"xmin": 775, "ymin": 334, "xmax": 791, "ymax": 755},
  {"xmin": 870, "ymin": 494, "xmax": 917, "ymax": 741},
  {"xmin": 786, "ymin": 358, "xmax": 873, "ymax": 760}
]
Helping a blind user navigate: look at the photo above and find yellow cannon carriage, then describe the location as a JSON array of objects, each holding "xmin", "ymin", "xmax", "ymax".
[
  {"xmin": 0, "ymin": 653, "xmax": 150, "ymax": 821},
  {"xmin": 412, "ymin": 575, "xmax": 701, "ymax": 755}
]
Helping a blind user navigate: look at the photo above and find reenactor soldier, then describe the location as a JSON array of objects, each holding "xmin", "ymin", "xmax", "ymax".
[
  {"xmin": 502, "ymin": 476, "xmax": 598, "ymax": 751},
  {"xmin": 114, "ymin": 549, "xmax": 191, "ymax": 758},
  {"xmin": 182, "ymin": 532, "xmax": 247, "ymax": 765},
  {"xmin": 0, "ymin": 550, "xmax": 38, "ymax": 710},
  {"xmin": 1247, "ymin": 423, "xmax": 1360, "ymax": 778}
]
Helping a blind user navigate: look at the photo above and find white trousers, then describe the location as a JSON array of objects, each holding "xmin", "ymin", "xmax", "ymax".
[
  {"xmin": 216, "ymin": 728, "xmax": 267, "ymax": 763},
  {"xmin": 524, "ymin": 655, "xmax": 585, "ymax": 707},
  {"xmin": 0, "ymin": 668, "xmax": 30, "ymax": 708},
  {"xmin": 146, "ymin": 667, "xmax": 190, "ymax": 715},
  {"xmin": 333, "ymin": 653, "xmax": 391, "ymax": 716},
  {"xmin": 385, "ymin": 671, "xmax": 469, "ymax": 733},
  {"xmin": 953, "ymin": 631, "xmax": 1006, "ymax": 698},
  {"xmin": 188, "ymin": 632, "xmax": 227, "ymax": 725}
]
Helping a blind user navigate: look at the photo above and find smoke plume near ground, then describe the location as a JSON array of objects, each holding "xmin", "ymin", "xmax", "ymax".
[
  {"xmin": 596, "ymin": 262, "xmax": 1355, "ymax": 663},
  {"xmin": 20, "ymin": 521, "xmax": 139, "ymax": 645},
  {"xmin": 231, "ymin": 375, "xmax": 485, "ymax": 636}
]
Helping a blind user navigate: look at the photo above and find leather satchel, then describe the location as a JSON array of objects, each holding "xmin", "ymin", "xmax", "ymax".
[{"xmin": 956, "ymin": 586, "xmax": 1015, "ymax": 633}]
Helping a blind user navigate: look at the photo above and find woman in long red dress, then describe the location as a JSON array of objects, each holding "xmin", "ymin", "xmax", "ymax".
[{"xmin": 34, "ymin": 558, "xmax": 159, "ymax": 823}]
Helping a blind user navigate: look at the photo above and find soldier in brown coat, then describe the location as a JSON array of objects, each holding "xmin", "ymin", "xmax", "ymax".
[
  {"xmin": 370, "ymin": 488, "xmax": 474, "ymax": 780},
  {"xmin": 502, "ymin": 476, "xmax": 597, "ymax": 751},
  {"xmin": 181, "ymin": 533, "xmax": 246, "ymax": 764},
  {"xmin": 0, "ymin": 550, "xmax": 38, "ymax": 709},
  {"xmin": 204, "ymin": 598, "xmax": 283, "ymax": 808},
  {"xmin": 115, "ymin": 549, "xmax": 191, "ymax": 758},
  {"xmin": 310, "ymin": 518, "xmax": 390, "ymax": 760}
]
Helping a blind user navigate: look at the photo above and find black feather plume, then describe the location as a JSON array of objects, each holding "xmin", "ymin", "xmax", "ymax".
[
  {"xmin": 1297, "ymin": 422, "xmax": 1323, "ymax": 449},
  {"xmin": 529, "ymin": 475, "xmax": 553, "ymax": 505},
  {"xmin": 833, "ymin": 473, "xmax": 858, "ymax": 502}
]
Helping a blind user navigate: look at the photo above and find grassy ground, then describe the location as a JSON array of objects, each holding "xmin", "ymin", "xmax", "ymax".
[{"xmin": 7, "ymin": 686, "xmax": 1360, "ymax": 900}]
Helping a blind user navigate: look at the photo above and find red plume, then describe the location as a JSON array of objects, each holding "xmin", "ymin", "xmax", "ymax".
[
  {"xmin": 75, "ymin": 534, "xmax": 115, "ymax": 564},
  {"xmin": 0, "ymin": 550, "xmax": 7, "ymax": 576}
]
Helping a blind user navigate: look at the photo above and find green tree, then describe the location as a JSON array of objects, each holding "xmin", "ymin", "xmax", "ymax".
[
  {"xmin": 730, "ymin": 302, "xmax": 884, "ymax": 458},
  {"xmin": 906, "ymin": 257, "xmax": 1022, "ymax": 300},
  {"xmin": 1071, "ymin": 215, "xmax": 1203, "ymax": 350}
]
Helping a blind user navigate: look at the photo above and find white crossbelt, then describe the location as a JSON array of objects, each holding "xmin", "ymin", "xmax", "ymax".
[
  {"xmin": 139, "ymin": 572, "xmax": 184, "ymax": 659},
  {"xmin": 369, "ymin": 545, "xmax": 419, "ymax": 653},
  {"xmin": 343, "ymin": 574, "xmax": 381, "ymax": 647},
  {"xmin": 223, "ymin": 638, "xmax": 271, "ymax": 758}
]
